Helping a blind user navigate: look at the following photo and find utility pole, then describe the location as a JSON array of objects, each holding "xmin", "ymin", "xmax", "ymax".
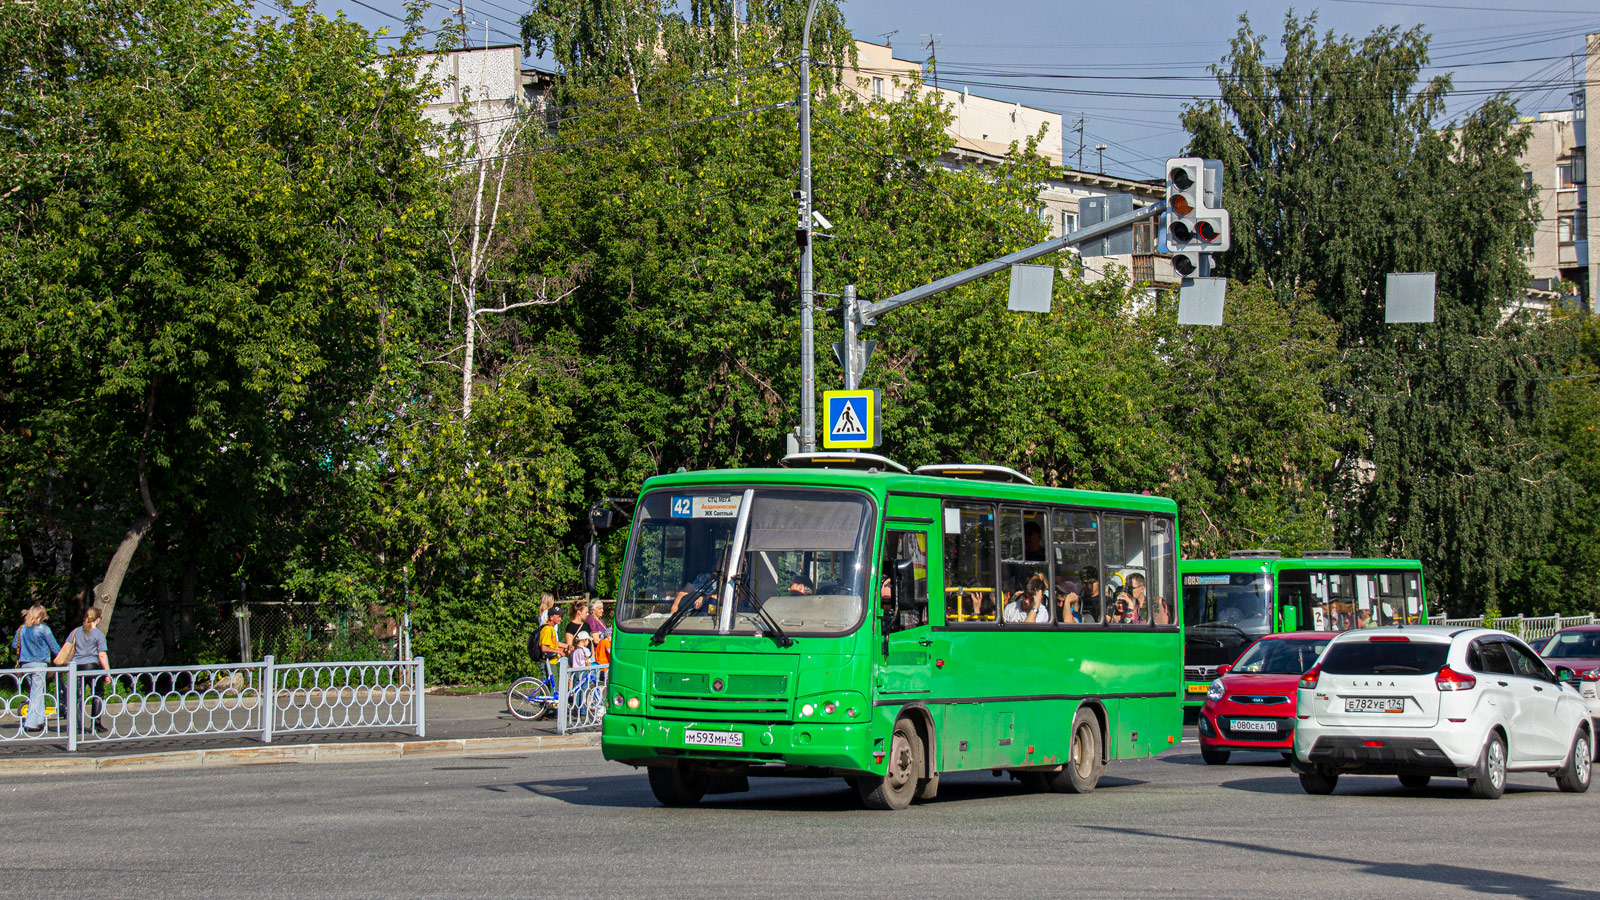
[
  {"xmin": 1073, "ymin": 115, "xmax": 1085, "ymax": 170},
  {"xmin": 797, "ymin": 0, "xmax": 820, "ymax": 452},
  {"xmin": 921, "ymin": 34, "xmax": 942, "ymax": 89}
]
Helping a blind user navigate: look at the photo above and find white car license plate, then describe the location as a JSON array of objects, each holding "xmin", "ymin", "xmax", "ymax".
[
  {"xmin": 1345, "ymin": 697, "xmax": 1405, "ymax": 713},
  {"xmin": 1231, "ymin": 719, "xmax": 1276, "ymax": 733},
  {"xmin": 684, "ymin": 729, "xmax": 743, "ymax": 748}
]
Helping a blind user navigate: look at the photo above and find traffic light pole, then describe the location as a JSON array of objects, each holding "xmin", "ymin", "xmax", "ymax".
[
  {"xmin": 797, "ymin": 0, "xmax": 821, "ymax": 451},
  {"xmin": 854, "ymin": 201, "xmax": 1165, "ymax": 326}
]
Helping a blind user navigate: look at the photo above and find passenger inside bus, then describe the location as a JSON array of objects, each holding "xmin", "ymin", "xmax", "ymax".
[
  {"xmin": 1054, "ymin": 574, "xmax": 1080, "ymax": 624},
  {"xmin": 670, "ymin": 545, "xmax": 731, "ymax": 615},
  {"xmin": 1023, "ymin": 521, "xmax": 1046, "ymax": 562},
  {"xmin": 1002, "ymin": 574, "xmax": 1051, "ymax": 623},
  {"xmin": 1127, "ymin": 573, "xmax": 1149, "ymax": 622},
  {"xmin": 1153, "ymin": 595, "xmax": 1174, "ymax": 626},
  {"xmin": 787, "ymin": 575, "xmax": 814, "ymax": 596},
  {"xmin": 1079, "ymin": 567, "xmax": 1102, "ymax": 623}
]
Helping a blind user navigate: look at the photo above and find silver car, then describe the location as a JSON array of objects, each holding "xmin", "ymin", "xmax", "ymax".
[{"xmin": 1292, "ymin": 625, "xmax": 1592, "ymax": 799}]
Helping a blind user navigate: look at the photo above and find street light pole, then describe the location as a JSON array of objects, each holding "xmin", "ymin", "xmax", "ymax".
[{"xmin": 797, "ymin": 0, "xmax": 820, "ymax": 452}]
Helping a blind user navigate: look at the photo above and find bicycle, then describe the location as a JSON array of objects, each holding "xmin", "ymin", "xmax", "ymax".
[{"xmin": 505, "ymin": 675, "xmax": 558, "ymax": 721}]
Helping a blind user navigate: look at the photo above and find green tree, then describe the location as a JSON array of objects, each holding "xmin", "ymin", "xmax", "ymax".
[
  {"xmin": 0, "ymin": 0, "xmax": 450, "ymax": 637},
  {"xmin": 1150, "ymin": 281, "xmax": 1346, "ymax": 557},
  {"xmin": 1182, "ymin": 14, "xmax": 1560, "ymax": 612},
  {"xmin": 1511, "ymin": 312, "xmax": 1600, "ymax": 616}
]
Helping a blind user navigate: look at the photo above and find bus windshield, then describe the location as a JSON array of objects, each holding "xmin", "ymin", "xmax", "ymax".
[
  {"xmin": 618, "ymin": 488, "xmax": 874, "ymax": 636},
  {"xmin": 1182, "ymin": 573, "xmax": 1272, "ymax": 669}
]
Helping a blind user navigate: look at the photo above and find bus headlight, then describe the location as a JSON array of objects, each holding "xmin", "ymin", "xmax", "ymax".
[
  {"xmin": 1206, "ymin": 680, "xmax": 1225, "ymax": 702},
  {"xmin": 627, "ymin": 697, "xmax": 641, "ymax": 710}
]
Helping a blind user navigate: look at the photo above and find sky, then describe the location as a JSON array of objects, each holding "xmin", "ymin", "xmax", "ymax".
[{"xmin": 314, "ymin": 0, "xmax": 1600, "ymax": 180}]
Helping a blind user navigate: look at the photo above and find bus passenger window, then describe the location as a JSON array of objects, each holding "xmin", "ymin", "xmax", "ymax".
[
  {"xmin": 1149, "ymin": 518, "xmax": 1175, "ymax": 626},
  {"xmin": 1051, "ymin": 510, "xmax": 1099, "ymax": 624},
  {"xmin": 1000, "ymin": 508, "xmax": 1050, "ymax": 624},
  {"xmin": 944, "ymin": 503, "xmax": 997, "ymax": 624},
  {"xmin": 1404, "ymin": 573, "xmax": 1423, "ymax": 623},
  {"xmin": 1101, "ymin": 515, "xmax": 1147, "ymax": 625}
]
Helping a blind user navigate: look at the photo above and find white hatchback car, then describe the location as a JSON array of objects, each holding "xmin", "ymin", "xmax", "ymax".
[{"xmin": 1292, "ymin": 625, "xmax": 1592, "ymax": 799}]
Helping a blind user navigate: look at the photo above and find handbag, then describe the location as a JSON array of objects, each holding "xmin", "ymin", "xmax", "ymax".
[{"xmin": 52, "ymin": 628, "xmax": 77, "ymax": 666}]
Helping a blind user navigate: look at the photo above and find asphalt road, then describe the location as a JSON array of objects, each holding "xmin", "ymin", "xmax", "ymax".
[{"xmin": 5, "ymin": 738, "xmax": 1597, "ymax": 900}]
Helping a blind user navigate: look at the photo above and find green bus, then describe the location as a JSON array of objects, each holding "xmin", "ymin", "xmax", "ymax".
[
  {"xmin": 600, "ymin": 453, "xmax": 1184, "ymax": 810},
  {"xmin": 1180, "ymin": 551, "xmax": 1428, "ymax": 707}
]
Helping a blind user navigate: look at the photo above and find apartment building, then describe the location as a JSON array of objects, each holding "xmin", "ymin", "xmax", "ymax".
[
  {"xmin": 416, "ymin": 44, "xmax": 555, "ymax": 156},
  {"xmin": 1508, "ymin": 32, "xmax": 1597, "ymax": 312}
]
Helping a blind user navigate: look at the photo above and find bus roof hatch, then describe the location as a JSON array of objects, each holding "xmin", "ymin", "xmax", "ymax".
[
  {"xmin": 913, "ymin": 464, "xmax": 1034, "ymax": 485},
  {"xmin": 781, "ymin": 451, "xmax": 911, "ymax": 474},
  {"xmin": 1299, "ymin": 550, "xmax": 1353, "ymax": 559},
  {"xmin": 1227, "ymin": 549, "xmax": 1282, "ymax": 559}
]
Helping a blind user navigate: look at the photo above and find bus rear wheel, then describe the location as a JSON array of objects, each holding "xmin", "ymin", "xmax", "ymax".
[
  {"xmin": 1043, "ymin": 708, "xmax": 1104, "ymax": 793},
  {"xmin": 648, "ymin": 762, "xmax": 708, "ymax": 807},
  {"xmin": 858, "ymin": 719, "xmax": 922, "ymax": 810}
]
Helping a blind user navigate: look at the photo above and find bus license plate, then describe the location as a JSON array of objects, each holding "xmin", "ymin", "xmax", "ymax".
[
  {"xmin": 684, "ymin": 729, "xmax": 743, "ymax": 748},
  {"xmin": 1345, "ymin": 697, "xmax": 1405, "ymax": 713},
  {"xmin": 1231, "ymin": 719, "xmax": 1275, "ymax": 733}
]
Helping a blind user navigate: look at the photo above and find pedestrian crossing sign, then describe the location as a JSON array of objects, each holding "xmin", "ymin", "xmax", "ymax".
[{"xmin": 823, "ymin": 389, "xmax": 879, "ymax": 449}]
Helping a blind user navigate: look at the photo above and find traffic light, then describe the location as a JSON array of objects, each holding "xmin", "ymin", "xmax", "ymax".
[{"xmin": 1162, "ymin": 157, "xmax": 1230, "ymax": 278}]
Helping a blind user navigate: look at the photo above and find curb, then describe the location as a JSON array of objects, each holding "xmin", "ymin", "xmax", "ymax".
[{"xmin": 0, "ymin": 733, "xmax": 601, "ymax": 775}]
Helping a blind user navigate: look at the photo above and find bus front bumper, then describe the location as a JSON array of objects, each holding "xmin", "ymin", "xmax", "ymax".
[{"xmin": 602, "ymin": 715, "xmax": 875, "ymax": 773}]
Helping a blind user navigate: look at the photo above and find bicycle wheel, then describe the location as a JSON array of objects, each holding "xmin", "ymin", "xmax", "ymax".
[{"xmin": 507, "ymin": 677, "xmax": 554, "ymax": 721}]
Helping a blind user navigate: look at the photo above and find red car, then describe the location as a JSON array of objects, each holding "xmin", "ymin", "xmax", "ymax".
[{"xmin": 1199, "ymin": 632, "xmax": 1336, "ymax": 765}]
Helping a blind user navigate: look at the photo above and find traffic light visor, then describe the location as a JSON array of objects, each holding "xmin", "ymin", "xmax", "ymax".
[
  {"xmin": 1197, "ymin": 221, "xmax": 1219, "ymax": 242},
  {"xmin": 1169, "ymin": 167, "xmax": 1194, "ymax": 191}
]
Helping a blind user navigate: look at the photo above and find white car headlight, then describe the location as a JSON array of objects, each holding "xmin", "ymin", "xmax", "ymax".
[{"xmin": 1206, "ymin": 680, "xmax": 1225, "ymax": 702}]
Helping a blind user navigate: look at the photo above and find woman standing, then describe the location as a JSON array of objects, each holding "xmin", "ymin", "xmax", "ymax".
[
  {"xmin": 68, "ymin": 608, "xmax": 111, "ymax": 734},
  {"xmin": 10, "ymin": 605, "xmax": 61, "ymax": 734}
]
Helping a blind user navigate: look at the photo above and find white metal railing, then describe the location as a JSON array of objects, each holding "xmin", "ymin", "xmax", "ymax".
[
  {"xmin": 0, "ymin": 656, "xmax": 424, "ymax": 750},
  {"xmin": 555, "ymin": 660, "xmax": 608, "ymax": 735},
  {"xmin": 1424, "ymin": 613, "xmax": 1595, "ymax": 640},
  {"xmin": 0, "ymin": 666, "xmax": 67, "ymax": 743}
]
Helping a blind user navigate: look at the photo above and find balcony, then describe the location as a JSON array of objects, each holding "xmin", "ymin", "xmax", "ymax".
[{"xmin": 1132, "ymin": 254, "xmax": 1181, "ymax": 286}]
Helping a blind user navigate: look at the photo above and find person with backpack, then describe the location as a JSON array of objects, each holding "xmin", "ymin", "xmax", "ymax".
[{"xmin": 535, "ymin": 607, "xmax": 567, "ymax": 684}]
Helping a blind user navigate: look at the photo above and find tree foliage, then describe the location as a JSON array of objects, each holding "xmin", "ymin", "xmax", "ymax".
[
  {"xmin": 1182, "ymin": 13, "xmax": 1562, "ymax": 612},
  {"xmin": 0, "ymin": 0, "xmax": 448, "ymax": 640}
]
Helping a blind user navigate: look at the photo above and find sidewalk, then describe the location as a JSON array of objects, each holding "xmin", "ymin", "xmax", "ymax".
[{"xmin": 0, "ymin": 693, "xmax": 599, "ymax": 775}]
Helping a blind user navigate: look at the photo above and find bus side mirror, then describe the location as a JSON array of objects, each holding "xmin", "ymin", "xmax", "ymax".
[{"xmin": 582, "ymin": 540, "xmax": 600, "ymax": 594}]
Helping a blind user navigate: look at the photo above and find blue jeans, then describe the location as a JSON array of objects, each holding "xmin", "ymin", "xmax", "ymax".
[{"xmin": 21, "ymin": 661, "xmax": 47, "ymax": 729}]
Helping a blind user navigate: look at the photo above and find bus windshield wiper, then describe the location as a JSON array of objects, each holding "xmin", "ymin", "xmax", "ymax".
[
  {"xmin": 1192, "ymin": 621, "xmax": 1251, "ymax": 639},
  {"xmin": 651, "ymin": 587, "xmax": 709, "ymax": 645},
  {"xmin": 735, "ymin": 580, "xmax": 793, "ymax": 648}
]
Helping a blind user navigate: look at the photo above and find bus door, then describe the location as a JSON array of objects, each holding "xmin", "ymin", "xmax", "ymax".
[{"xmin": 878, "ymin": 529, "xmax": 933, "ymax": 699}]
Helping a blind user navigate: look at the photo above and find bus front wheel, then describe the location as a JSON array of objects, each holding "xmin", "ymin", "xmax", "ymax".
[
  {"xmin": 648, "ymin": 762, "xmax": 708, "ymax": 807},
  {"xmin": 1044, "ymin": 708, "xmax": 1105, "ymax": 793},
  {"xmin": 859, "ymin": 720, "xmax": 922, "ymax": 810}
]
